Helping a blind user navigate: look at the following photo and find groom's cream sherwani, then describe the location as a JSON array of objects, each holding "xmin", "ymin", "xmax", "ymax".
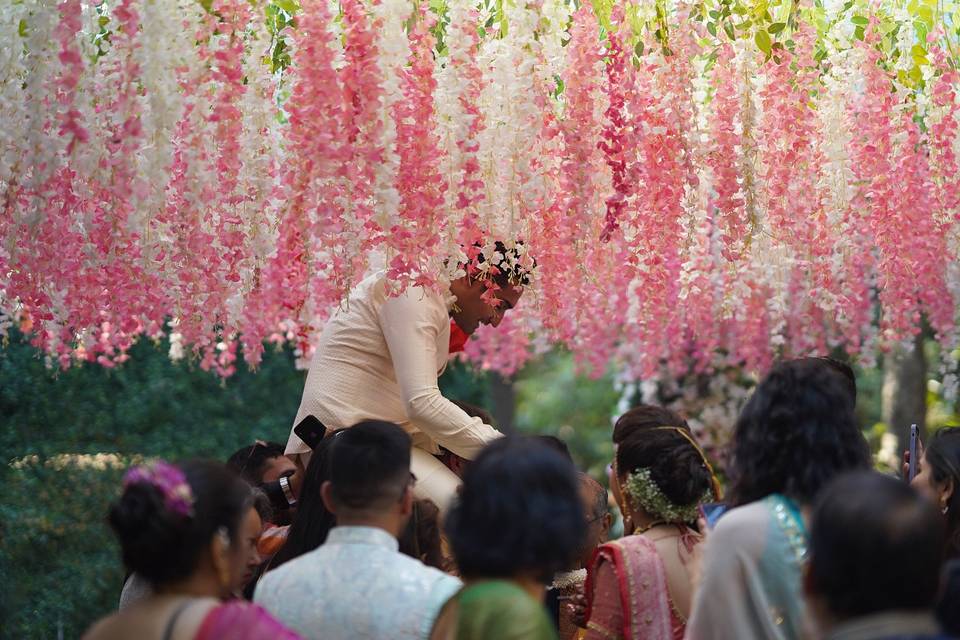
[{"xmin": 287, "ymin": 272, "xmax": 502, "ymax": 511}]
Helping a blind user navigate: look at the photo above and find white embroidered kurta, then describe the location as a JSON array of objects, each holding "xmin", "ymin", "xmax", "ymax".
[
  {"xmin": 255, "ymin": 526, "xmax": 461, "ymax": 640},
  {"xmin": 286, "ymin": 272, "xmax": 502, "ymax": 460}
]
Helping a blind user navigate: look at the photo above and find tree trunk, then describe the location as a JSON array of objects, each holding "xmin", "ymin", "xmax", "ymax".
[
  {"xmin": 489, "ymin": 372, "xmax": 516, "ymax": 434},
  {"xmin": 881, "ymin": 333, "xmax": 927, "ymax": 450}
]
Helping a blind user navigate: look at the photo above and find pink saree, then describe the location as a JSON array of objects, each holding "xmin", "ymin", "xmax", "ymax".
[
  {"xmin": 196, "ymin": 601, "xmax": 301, "ymax": 640},
  {"xmin": 584, "ymin": 534, "xmax": 684, "ymax": 640}
]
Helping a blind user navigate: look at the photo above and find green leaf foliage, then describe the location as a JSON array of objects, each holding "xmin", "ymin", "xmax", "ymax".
[
  {"xmin": 1, "ymin": 329, "xmax": 307, "ymax": 639},
  {"xmin": 755, "ymin": 28, "xmax": 772, "ymax": 55}
]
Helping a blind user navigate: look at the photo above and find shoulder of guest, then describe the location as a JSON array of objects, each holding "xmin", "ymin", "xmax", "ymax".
[
  {"xmin": 707, "ymin": 500, "xmax": 774, "ymax": 548},
  {"xmin": 482, "ymin": 582, "xmax": 547, "ymax": 620},
  {"xmin": 254, "ymin": 556, "xmax": 302, "ymax": 601},
  {"xmin": 392, "ymin": 550, "xmax": 458, "ymax": 580},
  {"xmin": 432, "ymin": 569, "xmax": 464, "ymax": 590},
  {"xmin": 716, "ymin": 500, "xmax": 773, "ymax": 529},
  {"xmin": 460, "ymin": 580, "xmax": 534, "ymax": 606},
  {"xmin": 427, "ymin": 571, "xmax": 464, "ymax": 604},
  {"xmin": 80, "ymin": 613, "xmax": 113, "ymax": 640}
]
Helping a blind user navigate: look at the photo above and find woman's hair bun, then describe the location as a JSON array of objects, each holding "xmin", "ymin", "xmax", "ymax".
[
  {"xmin": 617, "ymin": 429, "xmax": 714, "ymax": 515},
  {"xmin": 108, "ymin": 482, "xmax": 181, "ymax": 579},
  {"xmin": 107, "ymin": 459, "xmax": 252, "ymax": 587}
]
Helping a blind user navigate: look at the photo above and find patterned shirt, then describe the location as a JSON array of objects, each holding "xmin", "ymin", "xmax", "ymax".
[{"xmin": 254, "ymin": 526, "xmax": 461, "ymax": 640}]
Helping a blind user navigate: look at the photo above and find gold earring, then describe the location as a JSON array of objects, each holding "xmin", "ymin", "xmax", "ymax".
[
  {"xmin": 618, "ymin": 501, "xmax": 633, "ymax": 534},
  {"xmin": 217, "ymin": 562, "xmax": 230, "ymax": 590}
]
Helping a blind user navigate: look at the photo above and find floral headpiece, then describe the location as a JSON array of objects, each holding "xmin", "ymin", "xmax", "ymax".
[
  {"xmin": 463, "ymin": 241, "xmax": 537, "ymax": 288},
  {"xmin": 623, "ymin": 468, "xmax": 712, "ymax": 524},
  {"xmin": 123, "ymin": 460, "xmax": 194, "ymax": 518}
]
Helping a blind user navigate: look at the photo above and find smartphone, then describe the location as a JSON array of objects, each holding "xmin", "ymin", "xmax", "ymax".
[
  {"xmin": 699, "ymin": 502, "xmax": 728, "ymax": 529},
  {"xmin": 908, "ymin": 424, "xmax": 919, "ymax": 482},
  {"xmin": 294, "ymin": 415, "xmax": 328, "ymax": 450}
]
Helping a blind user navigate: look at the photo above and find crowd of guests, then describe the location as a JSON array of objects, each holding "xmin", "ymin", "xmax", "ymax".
[{"xmin": 83, "ymin": 357, "xmax": 960, "ymax": 640}]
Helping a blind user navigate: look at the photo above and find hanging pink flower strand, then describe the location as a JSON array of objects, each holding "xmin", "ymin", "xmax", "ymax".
[
  {"xmin": 2, "ymin": 0, "xmax": 958, "ymax": 382},
  {"xmin": 387, "ymin": 4, "xmax": 447, "ymax": 291}
]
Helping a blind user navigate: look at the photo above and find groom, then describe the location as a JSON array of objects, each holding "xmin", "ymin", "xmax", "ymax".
[{"xmin": 286, "ymin": 243, "xmax": 530, "ymax": 513}]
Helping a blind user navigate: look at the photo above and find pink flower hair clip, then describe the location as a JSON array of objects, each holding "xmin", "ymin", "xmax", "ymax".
[{"xmin": 123, "ymin": 460, "xmax": 195, "ymax": 518}]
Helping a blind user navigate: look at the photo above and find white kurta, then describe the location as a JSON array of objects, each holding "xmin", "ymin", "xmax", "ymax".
[{"xmin": 255, "ymin": 526, "xmax": 461, "ymax": 640}]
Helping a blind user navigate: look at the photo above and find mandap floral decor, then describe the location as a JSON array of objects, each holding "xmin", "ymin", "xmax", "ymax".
[{"xmin": 2, "ymin": 0, "xmax": 960, "ymax": 383}]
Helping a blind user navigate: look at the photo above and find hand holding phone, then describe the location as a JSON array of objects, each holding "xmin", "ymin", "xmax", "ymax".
[
  {"xmin": 907, "ymin": 424, "xmax": 919, "ymax": 482},
  {"xmin": 294, "ymin": 415, "xmax": 328, "ymax": 450}
]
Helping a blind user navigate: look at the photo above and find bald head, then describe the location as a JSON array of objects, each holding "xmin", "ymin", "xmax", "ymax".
[
  {"xmin": 576, "ymin": 473, "xmax": 611, "ymax": 569},
  {"xmin": 579, "ymin": 474, "xmax": 607, "ymax": 521}
]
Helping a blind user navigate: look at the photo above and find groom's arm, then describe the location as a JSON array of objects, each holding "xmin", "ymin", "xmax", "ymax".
[{"xmin": 379, "ymin": 288, "xmax": 503, "ymax": 460}]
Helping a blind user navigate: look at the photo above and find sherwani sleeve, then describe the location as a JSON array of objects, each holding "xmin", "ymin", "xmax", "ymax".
[{"xmin": 378, "ymin": 289, "xmax": 503, "ymax": 460}]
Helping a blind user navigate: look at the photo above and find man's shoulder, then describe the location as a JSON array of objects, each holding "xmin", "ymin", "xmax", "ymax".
[
  {"xmin": 257, "ymin": 549, "xmax": 329, "ymax": 596},
  {"xmin": 378, "ymin": 277, "xmax": 447, "ymax": 314},
  {"xmin": 385, "ymin": 554, "xmax": 460, "ymax": 599},
  {"xmin": 393, "ymin": 553, "xmax": 459, "ymax": 583}
]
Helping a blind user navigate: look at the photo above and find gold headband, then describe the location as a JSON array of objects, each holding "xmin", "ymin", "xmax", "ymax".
[{"xmin": 648, "ymin": 426, "xmax": 723, "ymax": 501}]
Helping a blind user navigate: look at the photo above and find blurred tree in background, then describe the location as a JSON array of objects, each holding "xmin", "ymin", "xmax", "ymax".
[{"xmin": 1, "ymin": 330, "xmax": 304, "ymax": 638}]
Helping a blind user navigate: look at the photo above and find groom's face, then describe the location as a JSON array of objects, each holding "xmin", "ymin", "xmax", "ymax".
[{"xmin": 453, "ymin": 280, "xmax": 523, "ymax": 335}]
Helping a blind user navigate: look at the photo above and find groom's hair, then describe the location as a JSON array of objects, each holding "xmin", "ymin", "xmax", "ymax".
[{"xmin": 328, "ymin": 420, "xmax": 411, "ymax": 510}]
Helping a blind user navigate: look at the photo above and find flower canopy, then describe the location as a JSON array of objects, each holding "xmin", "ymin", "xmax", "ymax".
[{"xmin": 2, "ymin": 0, "xmax": 959, "ymax": 379}]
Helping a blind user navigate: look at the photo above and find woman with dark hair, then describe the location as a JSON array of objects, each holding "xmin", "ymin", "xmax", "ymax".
[
  {"xmin": 123, "ymin": 484, "xmax": 275, "ymax": 608},
  {"xmin": 608, "ymin": 405, "xmax": 689, "ymax": 535},
  {"xmin": 84, "ymin": 460, "xmax": 298, "ymax": 640},
  {"xmin": 399, "ymin": 499, "xmax": 447, "ymax": 570},
  {"xmin": 911, "ymin": 427, "xmax": 960, "ymax": 637},
  {"xmin": 686, "ymin": 358, "xmax": 871, "ymax": 640},
  {"xmin": 265, "ymin": 431, "xmax": 339, "ymax": 571},
  {"xmin": 611, "ymin": 405, "xmax": 690, "ymax": 446},
  {"xmin": 937, "ymin": 559, "xmax": 960, "ymax": 636},
  {"xmin": 584, "ymin": 427, "xmax": 718, "ymax": 640},
  {"xmin": 430, "ymin": 437, "xmax": 586, "ymax": 640},
  {"xmin": 911, "ymin": 426, "xmax": 960, "ymax": 559}
]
